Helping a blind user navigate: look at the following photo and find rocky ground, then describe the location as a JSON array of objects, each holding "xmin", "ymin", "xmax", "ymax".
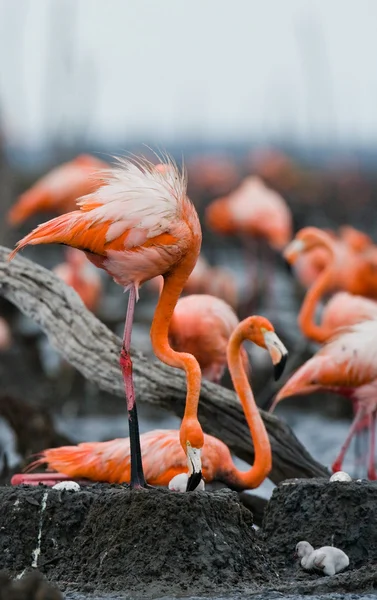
[{"xmin": 0, "ymin": 478, "xmax": 376, "ymax": 598}]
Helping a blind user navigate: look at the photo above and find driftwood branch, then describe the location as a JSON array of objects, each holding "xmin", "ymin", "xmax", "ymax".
[{"xmin": 0, "ymin": 246, "xmax": 329, "ymax": 484}]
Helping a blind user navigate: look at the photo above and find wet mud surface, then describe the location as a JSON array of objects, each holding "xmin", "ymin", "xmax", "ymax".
[{"xmin": 1, "ymin": 479, "xmax": 377, "ymax": 598}]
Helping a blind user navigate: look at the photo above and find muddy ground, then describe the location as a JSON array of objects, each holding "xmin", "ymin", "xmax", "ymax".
[{"xmin": 0, "ymin": 479, "xmax": 377, "ymax": 598}]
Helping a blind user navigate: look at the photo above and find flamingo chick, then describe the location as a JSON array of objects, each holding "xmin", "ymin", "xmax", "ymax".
[
  {"xmin": 7, "ymin": 154, "xmax": 108, "ymax": 226},
  {"xmin": 168, "ymin": 294, "xmax": 247, "ymax": 384},
  {"xmin": 9, "ymin": 156, "xmax": 203, "ymax": 491},
  {"xmin": 271, "ymin": 320, "xmax": 377, "ymax": 479},
  {"xmin": 19, "ymin": 316, "xmax": 288, "ymax": 491},
  {"xmin": 296, "ymin": 541, "xmax": 349, "ymax": 576}
]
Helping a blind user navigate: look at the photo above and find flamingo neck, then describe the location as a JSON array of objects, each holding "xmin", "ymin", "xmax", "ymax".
[
  {"xmin": 299, "ymin": 237, "xmax": 338, "ymax": 343},
  {"xmin": 150, "ymin": 256, "xmax": 202, "ymax": 425},
  {"xmin": 224, "ymin": 328, "xmax": 272, "ymax": 489}
]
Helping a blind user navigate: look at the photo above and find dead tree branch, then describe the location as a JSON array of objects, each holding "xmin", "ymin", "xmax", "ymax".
[{"xmin": 0, "ymin": 247, "xmax": 329, "ymax": 483}]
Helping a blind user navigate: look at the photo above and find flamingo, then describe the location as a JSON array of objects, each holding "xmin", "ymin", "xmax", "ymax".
[
  {"xmin": 320, "ymin": 292, "xmax": 377, "ymax": 335},
  {"xmin": 284, "ymin": 227, "xmax": 377, "ymax": 343},
  {"xmin": 9, "ymin": 156, "xmax": 204, "ymax": 491},
  {"xmin": 14, "ymin": 315, "xmax": 288, "ymax": 490},
  {"xmin": 291, "ymin": 227, "xmax": 371, "ymax": 291},
  {"xmin": 296, "ymin": 541, "xmax": 349, "ymax": 576},
  {"xmin": 53, "ymin": 247, "xmax": 102, "ymax": 313},
  {"xmin": 270, "ymin": 320, "xmax": 377, "ymax": 479},
  {"xmin": 7, "ymin": 154, "xmax": 108, "ymax": 226},
  {"xmin": 206, "ymin": 176, "xmax": 292, "ymax": 251},
  {"xmin": 206, "ymin": 176, "xmax": 292, "ymax": 313},
  {"xmin": 168, "ymin": 294, "xmax": 247, "ymax": 384}
]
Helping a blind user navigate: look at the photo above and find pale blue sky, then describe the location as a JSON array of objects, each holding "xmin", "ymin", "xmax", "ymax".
[{"xmin": 0, "ymin": 0, "xmax": 376, "ymax": 148}]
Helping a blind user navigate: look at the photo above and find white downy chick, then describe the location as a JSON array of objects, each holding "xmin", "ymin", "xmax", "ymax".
[
  {"xmin": 168, "ymin": 472, "xmax": 205, "ymax": 492},
  {"xmin": 296, "ymin": 541, "xmax": 349, "ymax": 576}
]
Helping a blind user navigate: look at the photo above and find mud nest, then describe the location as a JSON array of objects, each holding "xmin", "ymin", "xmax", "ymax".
[
  {"xmin": 0, "ymin": 484, "xmax": 275, "ymax": 596},
  {"xmin": 263, "ymin": 477, "xmax": 377, "ymax": 569}
]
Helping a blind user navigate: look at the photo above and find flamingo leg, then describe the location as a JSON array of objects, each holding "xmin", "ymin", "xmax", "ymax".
[
  {"xmin": 120, "ymin": 284, "xmax": 147, "ymax": 489},
  {"xmin": 332, "ymin": 405, "xmax": 365, "ymax": 474},
  {"xmin": 367, "ymin": 412, "xmax": 377, "ymax": 480}
]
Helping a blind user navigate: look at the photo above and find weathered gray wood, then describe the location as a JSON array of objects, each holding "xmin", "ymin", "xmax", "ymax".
[{"xmin": 0, "ymin": 246, "xmax": 329, "ymax": 483}]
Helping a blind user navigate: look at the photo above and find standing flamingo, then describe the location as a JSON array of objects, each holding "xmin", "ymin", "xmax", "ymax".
[
  {"xmin": 7, "ymin": 154, "xmax": 108, "ymax": 226},
  {"xmin": 270, "ymin": 320, "xmax": 377, "ymax": 479},
  {"xmin": 284, "ymin": 227, "xmax": 377, "ymax": 343},
  {"xmin": 15, "ymin": 316, "xmax": 288, "ymax": 490},
  {"xmin": 168, "ymin": 294, "xmax": 247, "ymax": 384},
  {"xmin": 9, "ymin": 156, "xmax": 204, "ymax": 491},
  {"xmin": 206, "ymin": 176, "xmax": 292, "ymax": 313}
]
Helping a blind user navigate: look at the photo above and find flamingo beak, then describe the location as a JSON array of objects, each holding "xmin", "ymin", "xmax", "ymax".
[
  {"xmin": 185, "ymin": 446, "xmax": 202, "ymax": 492},
  {"xmin": 283, "ymin": 239, "xmax": 305, "ymax": 264},
  {"xmin": 263, "ymin": 331, "xmax": 288, "ymax": 381}
]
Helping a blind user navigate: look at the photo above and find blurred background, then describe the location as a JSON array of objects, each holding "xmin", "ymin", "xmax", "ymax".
[{"xmin": 0, "ymin": 0, "xmax": 376, "ymax": 497}]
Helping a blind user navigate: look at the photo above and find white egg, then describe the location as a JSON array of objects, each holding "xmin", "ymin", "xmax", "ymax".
[
  {"xmin": 52, "ymin": 481, "xmax": 81, "ymax": 492},
  {"xmin": 329, "ymin": 471, "xmax": 352, "ymax": 482}
]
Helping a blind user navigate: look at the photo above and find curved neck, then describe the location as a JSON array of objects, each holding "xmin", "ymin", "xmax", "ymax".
[
  {"xmin": 224, "ymin": 329, "xmax": 272, "ymax": 489},
  {"xmin": 150, "ymin": 256, "xmax": 201, "ymax": 423},
  {"xmin": 299, "ymin": 237, "xmax": 338, "ymax": 343}
]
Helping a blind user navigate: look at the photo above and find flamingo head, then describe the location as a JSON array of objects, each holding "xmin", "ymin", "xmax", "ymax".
[
  {"xmin": 284, "ymin": 227, "xmax": 331, "ymax": 265},
  {"xmin": 179, "ymin": 419, "xmax": 204, "ymax": 492},
  {"xmin": 296, "ymin": 541, "xmax": 314, "ymax": 559},
  {"xmin": 239, "ymin": 316, "xmax": 288, "ymax": 381}
]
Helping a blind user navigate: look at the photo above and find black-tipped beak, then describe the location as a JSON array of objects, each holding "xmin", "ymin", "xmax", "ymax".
[
  {"xmin": 186, "ymin": 471, "xmax": 203, "ymax": 492},
  {"xmin": 274, "ymin": 352, "xmax": 287, "ymax": 381}
]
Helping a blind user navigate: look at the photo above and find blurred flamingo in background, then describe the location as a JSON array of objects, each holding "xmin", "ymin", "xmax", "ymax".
[
  {"xmin": 284, "ymin": 227, "xmax": 377, "ymax": 343},
  {"xmin": 320, "ymin": 292, "xmax": 377, "ymax": 336},
  {"xmin": 206, "ymin": 176, "xmax": 292, "ymax": 251},
  {"xmin": 206, "ymin": 175, "xmax": 292, "ymax": 313},
  {"xmin": 7, "ymin": 154, "xmax": 108, "ymax": 226},
  {"xmin": 17, "ymin": 316, "xmax": 288, "ymax": 491},
  {"xmin": 53, "ymin": 248, "xmax": 103, "ymax": 313},
  {"xmin": 9, "ymin": 156, "xmax": 205, "ymax": 491},
  {"xmin": 270, "ymin": 320, "xmax": 377, "ymax": 479},
  {"xmin": 168, "ymin": 294, "xmax": 247, "ymax": 384}
]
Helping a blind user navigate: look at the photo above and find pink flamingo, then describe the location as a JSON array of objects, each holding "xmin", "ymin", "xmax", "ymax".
[
  {"xmin": 7, "ymin": 154, "xmax": 108, "ymax": 226},
  {"xmin": 168, "ymin": 294, "xmax": 247, "ymax": 384},
  {"xmin": 9, "ymin": 156, "xmax": 204, "ymax": 491},
  {"xmin": 206, "ymin": 176, "xmax": 292, "ymax": 312},
  {"xmin": 271, "ymin": 319, "xmax": 377, "ymax": 479}
]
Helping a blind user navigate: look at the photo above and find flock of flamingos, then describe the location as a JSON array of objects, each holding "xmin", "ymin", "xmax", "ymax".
[{"xmin": 4, "ymin": 151, "xmax": 377, "ymax": 496}]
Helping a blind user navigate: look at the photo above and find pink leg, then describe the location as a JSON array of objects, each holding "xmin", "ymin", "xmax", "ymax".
[
  {"xmin": 367, "ymin": 412, "xmax": 377, "ymax": 480},
  {"xmin": 332, "ymin": 405, "xmax": 366, "ymax": 473},
  {"xmin": 119, "ymin": 284, "xmax": 147, "ymax": 489}
]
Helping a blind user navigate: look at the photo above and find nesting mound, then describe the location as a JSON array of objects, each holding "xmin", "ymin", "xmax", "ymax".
[
  {"xmin": 0, "ymin": 484, "xmax": 274, "ymax": 596},
  {"xmin": 262, "ymin": 477, "xmax": 377, "ymax": 569}
]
